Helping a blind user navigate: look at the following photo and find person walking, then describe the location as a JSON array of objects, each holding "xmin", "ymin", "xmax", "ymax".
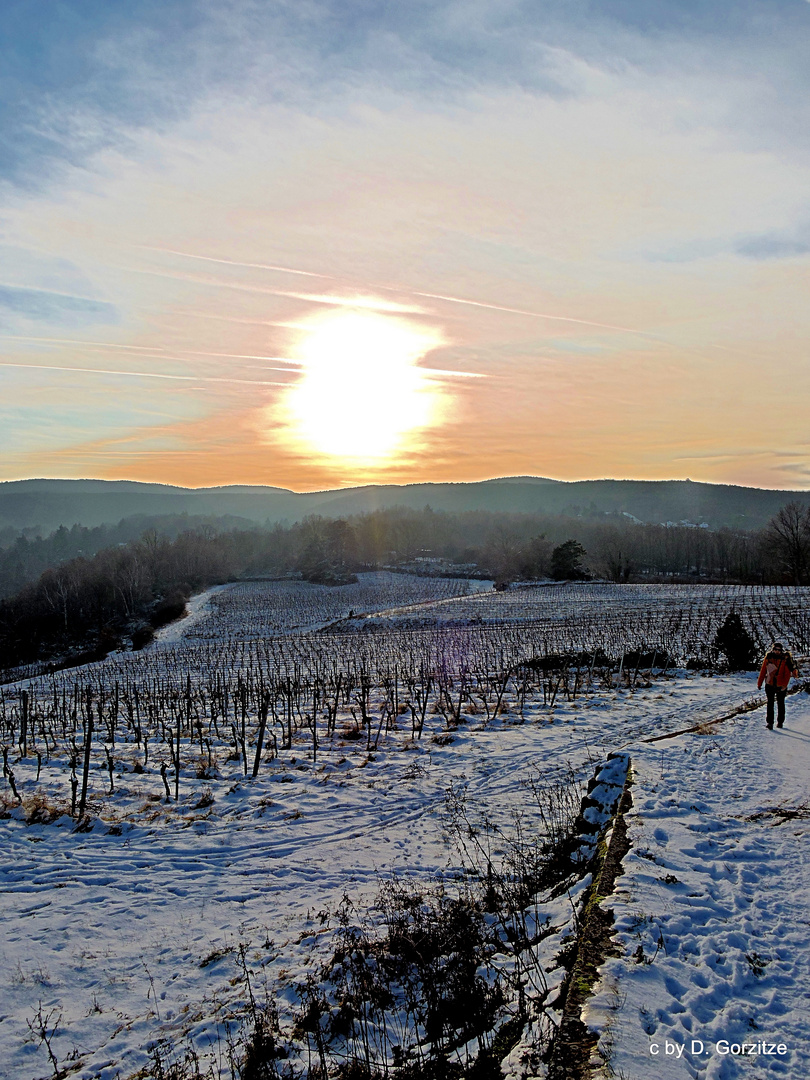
[{"xmin": 757, "ymin": 642, "xmax": 799, "ymax": 729}]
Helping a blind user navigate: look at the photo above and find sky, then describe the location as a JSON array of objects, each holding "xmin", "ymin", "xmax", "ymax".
[{"xmin": 1, "ymin": 0, "xmax": 810, "ymax": 492}]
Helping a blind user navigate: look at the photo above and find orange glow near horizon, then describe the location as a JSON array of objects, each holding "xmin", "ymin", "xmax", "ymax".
[{"xmin": 4, "ymin": 79, "xmax": 810, "ymax": 494}]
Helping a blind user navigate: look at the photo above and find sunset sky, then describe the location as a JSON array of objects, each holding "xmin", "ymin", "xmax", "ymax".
[{"xmin": 2, "ymin": 0, "xmax": 809, "ymax": 491}]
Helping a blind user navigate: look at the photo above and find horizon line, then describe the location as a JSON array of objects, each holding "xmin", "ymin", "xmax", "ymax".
[{"xmin": 1, "ymin": 475, "xmax": 809, "ymax": 496}]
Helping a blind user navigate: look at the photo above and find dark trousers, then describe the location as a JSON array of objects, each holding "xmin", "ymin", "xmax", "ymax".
[{"xmin": 765, "ymin": 683, "xmax": 786, "ymax": 727}]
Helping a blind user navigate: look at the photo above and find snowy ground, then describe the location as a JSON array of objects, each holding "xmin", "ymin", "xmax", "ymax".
[
  {"xmin": 2, "ymin": 580, "xmax": 809, "ymax": 1078},
  {"xmin": 586, "ymin": 689, "xmax": 810, "ymax": 1079},
  {"xmin": 167, "ymin": 573, "xmax": 493, "ymax": 640}
]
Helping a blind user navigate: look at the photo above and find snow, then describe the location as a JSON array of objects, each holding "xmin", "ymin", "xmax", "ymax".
[
  {"xmin": 577, "ymin": 751, "xmax": 631, "ymax": 857},
  {"xmin": 164, "ymin": 573, "xmax": 490, "ymax": 641},
  {"xmin": 2, "ymin": 578, "xmax": 809, "ymax": 1078},
  {"xmin": 151, "ymin": 584, "xmax": 231, "ymax": 645},
  {"xmin": 585, "ymin": 693, "xmax": 810, "ymax": 1079}
]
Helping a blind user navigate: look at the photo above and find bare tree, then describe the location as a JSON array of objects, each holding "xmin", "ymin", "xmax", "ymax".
[{"xmin": 762, "ymin": 501, "xmax": 810, "ymax": 584}]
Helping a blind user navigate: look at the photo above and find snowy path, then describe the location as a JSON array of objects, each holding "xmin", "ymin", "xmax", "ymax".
[
  {"xmin": 588, "ymin": 691, "xmax": 810, "ymax": 1079},
  {"xmin": 151, "ymin": 584, "xmax": 232, "ymax": 645}
]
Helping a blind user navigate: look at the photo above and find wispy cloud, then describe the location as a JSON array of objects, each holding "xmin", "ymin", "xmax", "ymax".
[
  {"xmin": 639, "ymin": 223, "xmax": 810, "ymax": 264},
  {"xmin": 735, "ymin": 227, "xmax": 810, "ymax": 260},
  {"xmin": 0, "ymin": 284, "xmax": 117, "ymax": 325},
  {"xmin": 6, "ymin": 0, "xmax": 810, "ymax": 187}
]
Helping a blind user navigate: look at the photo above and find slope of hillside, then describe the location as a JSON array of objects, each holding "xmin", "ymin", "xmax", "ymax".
[{"xmin": 2, "ymin": 476, "xmax": 809, "ymax": 535}]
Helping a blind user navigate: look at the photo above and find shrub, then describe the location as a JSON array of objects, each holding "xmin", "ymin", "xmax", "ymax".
[
  {"xmin": 131, "ymin": 624, "xmax": 156, "ymax": 650},
  {"xmin": 149, "ymin": 590, "xmax": 189, "ymax": 629},
  {"xmin": 713, "ymin": 611, "xmax": 757, "ymax": 670}
]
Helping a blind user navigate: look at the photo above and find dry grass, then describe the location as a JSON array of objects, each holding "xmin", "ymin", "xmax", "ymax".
[
  {"xmin": 22, "ymin": 792, "xmax": 69, "ymax": 825},
  {"xmin": 745, "ymin": 803, "xmax": 810, "ymax": 825}
]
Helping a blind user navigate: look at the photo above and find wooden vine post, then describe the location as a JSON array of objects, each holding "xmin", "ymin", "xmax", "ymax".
[{"xmin": 77, "ymin": 688, "xmax": 94, "ymax": 818}]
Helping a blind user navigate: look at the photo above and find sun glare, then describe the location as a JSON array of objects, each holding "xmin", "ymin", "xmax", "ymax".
[{"xmin": 271, "ymin": 309, "xmax": 447, "ymax": 467}]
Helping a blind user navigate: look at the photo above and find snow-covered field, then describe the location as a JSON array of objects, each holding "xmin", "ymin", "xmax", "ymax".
[
  {"xmin": 348, "ymin": 582, "xmax": 810, "ymax": 632},
  {"xmin": 167, "ymin": 573, "xmax": 493, "ymax": 641},
  {"xmin": 1, "ymin": 578, "xmax": 809, "ymax": 1079},
  {"xmin": 337, "ymin": 582, "xmax": 810, "ymax": 664}
]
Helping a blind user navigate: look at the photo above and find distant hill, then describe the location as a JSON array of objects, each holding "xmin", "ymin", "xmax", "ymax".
[{"xmin": 1, "ymin": 476, "xmax": 808, "ymax": 536}]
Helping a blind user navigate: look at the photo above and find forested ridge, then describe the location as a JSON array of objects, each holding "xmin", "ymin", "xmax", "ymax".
[
  {"xmin": 1, "ymin": 502, "xmax": 809, "ymax": 672},
  {"xmin": 3, "ymin": 475, "xmax": 810, "ymax": 532}
]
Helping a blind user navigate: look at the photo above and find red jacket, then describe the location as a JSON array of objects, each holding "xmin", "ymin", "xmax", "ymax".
[{"xmin": 757, "ymin": 651, "xmax": 798, "ymax": 690}]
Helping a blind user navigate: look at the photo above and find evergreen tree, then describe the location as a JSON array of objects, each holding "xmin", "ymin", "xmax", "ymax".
[
  {"xmin": 713, "ymin": 611, "xmax": 757, "ymax": 670},
  {"xmin": 550, "ymin": 539, "xmax": 589, "ymax": 581}
]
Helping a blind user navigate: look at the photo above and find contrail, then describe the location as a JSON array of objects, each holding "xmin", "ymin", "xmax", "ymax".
[
  {"xmin": 116, "ymin": 265, "xmax": 428, "ymax": 313},
  {"xmin": 277, "ymin": 291, "xmax": 427, "ymax": 314},
  {"xmin": 0, "ymin": 334, "xmax": 163, "ymax": 351},
  {"xmin": 414, "ymin": 291, "xmax": 651, "ymax": 337},
  {"xmin": 421, "ymin": 367, "xmax": 487, "ymax": 379},
  {"xmin": 0, "ymin": 361, "xmax": 287, "ymax": 387},
  {"xmin": 134, "ymin": 246, "xmax": 666, "ymax": 340},
  {"xmin": 0, "ymin": 334, "xmax": 302, "ymax": 367},
  {"xmin": 171, "ymin": 349, "xmax": 481, "ymax": 378},
  {"xmin": 137, "ymin": 246, "xmax": 332, "ymax": 279},
  {"xmin": 112, "ymin": 265, "xmax": 309, "ymax": 296},
  {"xmin": 0, "ymin": 337, "xmax": 485, "ymax": 379},
  {"xmin": 169, "ymin": 311, "xmax": 310, "ymax": 330},
  {"xmin": 172, "ymin": 349, "xmax": 301, "ymax": 365},
  {"xmin": 172, "ymin": 350, "xmax": 481, "ymax": 379}
]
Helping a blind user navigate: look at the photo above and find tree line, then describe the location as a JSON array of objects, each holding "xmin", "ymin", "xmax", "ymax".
[
  {"xmin": 0, "ymin": 511, "xmax": 254, "ymax": 600},
  {"xmin": 1, "ymin": 501, "xmax": 808, "ymax": 671}
]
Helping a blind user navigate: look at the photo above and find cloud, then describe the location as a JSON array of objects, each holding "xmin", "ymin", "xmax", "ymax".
[
  {"xmin": 0, "ymin": 284, "xmax": 118, "ymax": 326},
  {"xmin": 637, "ymin": 223, "xmax": 810, "ymax": 263},
  {"xmin": 4, "ymin": 0, "xmax": 810, "ymax": 190},
  {"xmin": 735, "ymin": 226, "xmax": 810, "ymax": 259}
]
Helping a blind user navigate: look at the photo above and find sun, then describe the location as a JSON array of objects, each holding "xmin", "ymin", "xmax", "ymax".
[{"xmin": 272, "ymin": 308, "xmax": 446, "ymax": 467}]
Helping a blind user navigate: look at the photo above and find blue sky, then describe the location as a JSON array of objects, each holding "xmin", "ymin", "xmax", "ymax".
[
  {"xmin": 2, "ymin": 0, "xmax": 810, "ymax": 489},
  {"xmin": 5, "ymin": 0, "xmax": 810, "ymax": 188}
]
